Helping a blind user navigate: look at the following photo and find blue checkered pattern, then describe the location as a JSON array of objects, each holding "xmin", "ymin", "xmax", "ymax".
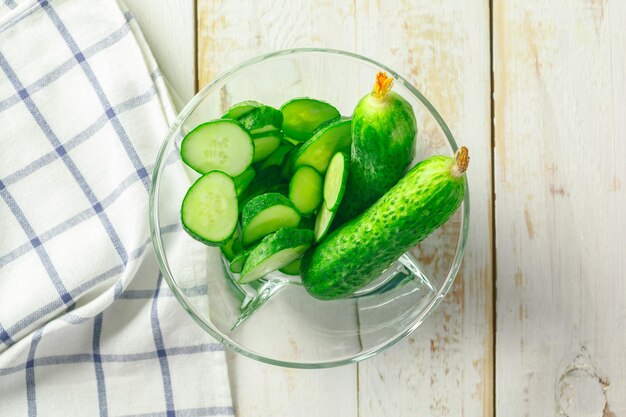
[{"xmin": 0, "ymin": 1, "xmax": 233, "ymax": 415}]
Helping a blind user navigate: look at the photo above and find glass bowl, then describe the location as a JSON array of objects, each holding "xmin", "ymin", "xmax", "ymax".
[{"xmin": 149, "ymin": 48, "xmax": 469, "ymax": 368}]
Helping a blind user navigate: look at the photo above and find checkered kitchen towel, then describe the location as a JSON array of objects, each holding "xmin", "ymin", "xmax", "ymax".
[{"xmin": 0, "ymin": 0, "xmax": 233, "ymax": 415}]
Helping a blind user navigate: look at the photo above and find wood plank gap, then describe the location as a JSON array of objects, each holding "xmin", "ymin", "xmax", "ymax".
[{"xmin": 488, "ymin": 0, "xmax": 497, "ymax": 415}]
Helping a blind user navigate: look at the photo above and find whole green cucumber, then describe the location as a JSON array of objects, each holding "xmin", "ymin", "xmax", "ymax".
[
  {"xmin": 301, "ymin": 147, "xmax": 469, "ymax": 300},
  {"xmin": 335, "ymin": 72, "xmax": 417, "ymax": 225}
]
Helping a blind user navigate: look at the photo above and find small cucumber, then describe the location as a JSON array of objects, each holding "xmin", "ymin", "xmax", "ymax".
[
  {"xmin": 301, "ymin": 147, "xmax": 469, "ymax": 300},
  {"xmin": 251, "ymin": 131, "xmax": 282, "ymax": 163},
  {"xmin": 336, "ymin": 72, "xmax": 417, "ymax": 224},
  {"xmin": 240, "ymin": 228, "xmax": 313, "ymax": 283},
  {"xmin": 241, "ymin": 193, "xmax": 301, "ymax": 246},
  {"xmin": 280, "ymin": 98, "xmax": 340, "ymax": 142},
  {"xmin": 260, "ymin": 143, "xmax": 294, "ymax": 170},
  {"xmin": 313, "ymin": 203, "xmax": 335, "ymax": 242},
  {"xmin": 233, "ymin": 167, "xmax": 256, "ymax": 196},
  {"xmin": 289, "ymin": 118, "xmax": 351, "ymax": 175},
  {"xmin": 237, "ymin": 105, "xmax": 283, "ymax": 135},
  {"xmin": 180, "ymin": 120, "xmax": 254, "ymax": 177},
  {"xmin": 181, "ymin": 171, "xmax": 238, "ymax": 246},
  {"xmin": 279, "ymin": 258, "xmax": 302, "ymax": 275},
  {"xmin": 323, "ymin": 152, "xmax": 348, "ymax": 212},
  {"xmin": 222, "ymin": 100, "xmax": 262, "ymax": 120},
  {"xmin": 288, "ymin": 165, "xmax": 323, "ymax": 215}
]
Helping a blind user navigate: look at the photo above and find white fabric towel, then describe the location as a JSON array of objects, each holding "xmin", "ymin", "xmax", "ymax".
[{"xmin": 0, "ymin": 0, "xmax": 233, "ymax": 415}]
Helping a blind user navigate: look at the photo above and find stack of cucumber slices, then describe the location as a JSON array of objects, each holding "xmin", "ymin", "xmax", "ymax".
[{"xmin": 180, "ymin": 97, "xmax": 349, "ymax": 284}]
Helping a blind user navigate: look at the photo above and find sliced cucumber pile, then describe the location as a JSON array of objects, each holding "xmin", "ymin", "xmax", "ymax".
[{"xmin": 180, "ymin": 98, "xmax": 355, "ymax": 283}]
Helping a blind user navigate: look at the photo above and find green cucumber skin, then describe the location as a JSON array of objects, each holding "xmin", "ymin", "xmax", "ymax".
[
  {"xmin": 301, "ymin": 155, "xmax": 465, "ymax": 300},
  {"xmin": 336, "ymin": 91, "xmax": 416, "ymax": 224},
  {"xmin": 238, "ymin": 106, "xmax": 283, "ymax": 131},
  {"xmin": 241, "ymin": 193, "xmax": 297, "ymax": 228},
  {"xmin": 240, "ymin": 228, "xmax": 314, "ymax": 282}
]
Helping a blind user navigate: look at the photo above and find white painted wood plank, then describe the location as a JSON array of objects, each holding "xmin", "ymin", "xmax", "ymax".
[
  {"xmin": 494, "ymin": 0, "xmax": 626, "ymax": 415},
  {"xmin": 125, "ymin": 0, "xmax": 195, "ymax": 104},
  {"xmin": 353, "ymin": 2, "xmax": 493, "ymax": 417},
  {"xmin": 197, "ymin": 2, "xmax": 360, "ymax": 416}
]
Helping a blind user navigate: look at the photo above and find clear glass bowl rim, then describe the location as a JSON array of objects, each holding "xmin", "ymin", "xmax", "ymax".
[{"xmin": 149, "ymin": 47, "xmax": 470, "ymax": 369}]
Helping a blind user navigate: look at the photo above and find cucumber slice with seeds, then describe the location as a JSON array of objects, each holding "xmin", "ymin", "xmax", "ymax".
[
  {"xmin": 290, "ymin": 118, "xmax": 351, "ymax": 174},
  {"xmin": 314, "ymin": 203, "xmax": 336, "ymax": 242},
  {"xmin": 279, "ymin": 258, "xmax": 302, "ymax": 276},
  {"xmin": 289, "ymin": 165, "xmax": 323, "ymax": 215},
  {"xmin": 280, "ymin": 98, "xmax": 340, "ymax": 141},
  {"xmin": 252, "ymin": 132, "xmax": 282, "ymax": 163},
  {"xmin": 323, "ymin": 152, "xmax": 349, "ymax": 211},
  {"xmin": 181, "ymin": 171, "xmax": 238, "ymax": 246},
  {"xmin": 242, "ymin": 193, "xmax": 301, "ymax": 246},
  {"xmin": 180, "ymin": 120, "xmax": 253, "ymax": 177},
  {"xmin": 222, "ymin": 100, "xmax": 262, "ymax": 120},
  {"xmin": 233, "ymin": 167, "xmax": 256, "ymax": 196},
  {"xmin": 239, "ymin": 228, "xmax": 313, "ymax": 283},
  {"xmin": 238, "ymin": 106, "xmax": 283, "ymax": 134}
]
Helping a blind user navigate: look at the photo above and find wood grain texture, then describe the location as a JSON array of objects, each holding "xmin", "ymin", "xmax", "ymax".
[
  {"xmin": 125, "ymin": 0, "xmax": 196, "ymax": 104},
  {"xmin": 494, "ymin": 0, "xmax": 626, "ymax": 415},
  {"xmin": 353, "ymin": 1, "xmax": 493, "ymax": 417}
]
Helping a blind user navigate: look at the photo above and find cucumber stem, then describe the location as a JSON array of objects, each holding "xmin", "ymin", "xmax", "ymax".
[
  {"xmin": 373, "ymin": 72, "xmax": 394, "ymax": 98},
  {"xmin": 451, "ymin": 146, "xmax": 470, "ymax": 178}
]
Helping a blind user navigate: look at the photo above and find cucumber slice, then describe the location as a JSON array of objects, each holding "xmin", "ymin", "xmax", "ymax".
[
  {"xmin": 181, "ymin": 171, "xmax": 238, "ymax": 246},
  {"xmin": 289, "ymin": 165, "xmax": 323, "ymax": 215},
  {"xmin": 252, "ymin": 132, "xmax": 282, "ymax": 163},
  {"xmin": 279, "ymin": 258, "xmax": 302, "ymax": 275},
  {"xmin": 260, "ymin": 143, "xmax": 293, "ymax": 170},
  {"xmin": 238, "ymin": 105, "xmax": 283, "ymax": 134},
  {"xmin": 233, "ymin": 167, "xmax": 256, "ymax": 196},
  {"xmin": 220, "ymin": 227, "xmax": 242, "ymax": 261},
  {"xmin": 314, "ymin": 203, "xmax": 336, "ymax": 242},
  {"xmin": 290, "ymin": 118, "xmax": 351, "ymax": 174},
  {"xmin": 239, "ymin": 228, "xmax": 313, "ymax": 283},
  {"xmin": 280, "ymin": 98, "xmax": 340, "ymax": 141},
  {"xmin": 241, "ymin": 193, "xmax": 301, "ymax": 246},
  {"xmin": 323, "ymin": 152, "xmax": 349, "ymax": 211},
  {"xmin": 229, "ymin": 248, "xmax": 253, "ymax": 273},
  {"xmin": 180, "ymin": 120, "xmax": 254, "ymax": 176},
  {"xmin": 222, "ymin": 100, "xmax": 262, "ymax": 119}
]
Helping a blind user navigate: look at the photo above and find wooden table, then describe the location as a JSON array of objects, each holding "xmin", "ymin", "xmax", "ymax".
[{"xmin": 125, "ymin": 1, "xmax": 626, "ymax": 415}]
